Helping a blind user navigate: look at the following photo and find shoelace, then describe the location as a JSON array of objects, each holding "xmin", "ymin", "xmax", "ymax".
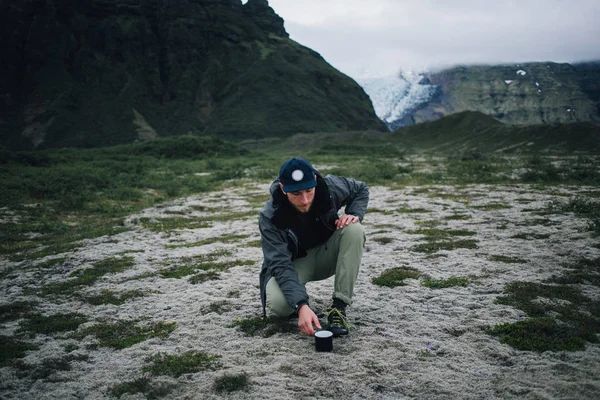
[{"xmin": 325, "ymin": 307, "xmax": 349, "ymax": 329}]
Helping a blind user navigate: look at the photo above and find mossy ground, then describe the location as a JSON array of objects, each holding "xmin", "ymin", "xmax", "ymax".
[
  {"xmin": 74, "ymin": 319, "xmax": 176, "ymax": 349},
  {"xmin": 1, "ymin": 133, "xmax": 599, "ymax": 397}
]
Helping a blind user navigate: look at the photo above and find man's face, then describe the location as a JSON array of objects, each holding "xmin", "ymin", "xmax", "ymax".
[{"xmin": 280, "ymin": 184, "xmax": 316, "ymax": 214}]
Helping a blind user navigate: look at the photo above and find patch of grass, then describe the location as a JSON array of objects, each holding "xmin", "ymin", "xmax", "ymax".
[
  {"xmin": 140, "ymin": 211, "xmax": 258, "ymax": 233},
  {"xmin": 0, "ymin": 336, "xmax": 38, "ymax": 366},
  {"xmin": 520, "ymin": 156, "xmax": 562, "ymax": 183},
  {"xmin": 489, "ymin": 317, "xmax": 586, "ymax": 352},
  {"xmin": 189, "ymin": 270, "xmax": 220, "ymax": 284},
  {"xmin": 214, "ymin": 373, "xmax": 250, "ymax": 393},
  {"xmin": 205, "ymin": 300, "xmax": 232, "ymax": 314},
  {"xmin": 109, "ymin": 377, "xmax": 174, "ymax": 400},
  {"xmin": 412, "ymin": 239, "xmax": 478, "ymax": 253},
  {"xmin": 509, "ymin": 233, "xmax": 551, "ymax": 240},
  {"xmin": 14, "ymin": 242, "xmax": 82, "ymax": 262},
  {"xmin": 407, "ymin": 228, "xmax": 476, "ymax": 238},
  {"xmin": 158, "ymin": 265, "xmax": 198, "ymax": 279},
  {"xmin": 159, "ymin": 257, "xmax": 254, "ymax": 279},
  {"xmin": 443, "ymin": 214, "xmax": 471, "ymax": 220},
  {"xmin": 396, "ymin": 207, "xmax": 432, "ymax": 213},
  {"xmin": 0, "ymin": 301, "xmax": 37, "ymax": 322},
  {"xmin": 166, "ymin": 234, "xmax": 250, "ymax": 248},
  {"xmin": 516, "ymin": 217, "xmax": 558, "ymax": 227},
  {"xmin": 372, "ymin": 267, "xmax": 421, "ymax": 288},
  {"xmin": 41, "ymin": 255, "xmax": 135, "ymax": 296},
  {"xmin": 140, "ymin": 217, "xmax": 211, "ymax": 232},
  {"xmin": 422, "ymin": 276, "xmax": 470, "ymax": 289},
  {"xmin": 14, "ymin": 353, "xmax": 89, "ymax": 380},
  {"xmin": 372, "ymin": 237, "xmax": 393, "ymax": 245},
  {"xmin": 82, "ymin": 289, "xmax": 146, "ymax": 305},
  {"xmin": 19, "ymin": 313, "xmax": 88, "ymax": 336},
  {"xmin": 142, "ymin": 351, "xmax": 222, "ymax": 377},
  {"xmin": 488, "ymin": 255, "xmax": 528, "ymax": 264},
  {"xmin": 279, "ymin": 365, "xmax": 310, "ymax": 377},
  {"xmin": 246, "ymin": 239, "xmax": 262, "ymax": 247},
  {"xmin": 75, "ymin": 319, "xmax": 176, "ymax": 349},
  {"xmin": 546, "ymin": 196, "xmax": 600, "ymax": 235},
  {"xmin": 414, "ymin": 219, "xmax": 441, "ymax": 227},
  {"xmin": 366, "ymin": 208, "xmax": 395, "ymax": 215},
  {"xmin": 232, "ymin": 316, "xmax": 297, "ymax": 338},
  {"xmin": 471, "ymin": 203, "xmax": 511, "ymax": 211},
  {"xmin": 32, "ymin": 256, "xmax": 68, "ymax": 269},
  {"xmin": 546, "ymin": 257, "xmax": 600, "ymax": 286},
  {"xmin": 492, "ymin": 281, "xmax": 600, "ymax": 351}
]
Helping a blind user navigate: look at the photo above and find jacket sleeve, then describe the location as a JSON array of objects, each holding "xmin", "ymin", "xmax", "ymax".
[
  {"xmin": 259, "ymin": 213, "xmax": 309, "ymax": 309},
  {"xmin": 326, "ymin": 175, "xmax": 369, "ymax": 220}
]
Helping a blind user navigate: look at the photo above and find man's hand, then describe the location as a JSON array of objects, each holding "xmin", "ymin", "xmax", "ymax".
[
  {"xmin": 297, "ymin": 304, "xmax": 321, "ymax": 335},
  {"xmin": 335, "ymin": 214, "xmax": 359, "ymax": 229}
]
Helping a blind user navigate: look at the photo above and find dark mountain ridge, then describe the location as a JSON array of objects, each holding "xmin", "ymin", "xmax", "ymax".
[{"xmin": 0, "ymin": 0, "xmax": 386, "ymax": 150}]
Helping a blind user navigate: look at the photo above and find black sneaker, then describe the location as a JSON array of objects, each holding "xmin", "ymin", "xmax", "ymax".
[{"xmin": 323, "ymin": 307, "xmax": 349, "ymax": 337}]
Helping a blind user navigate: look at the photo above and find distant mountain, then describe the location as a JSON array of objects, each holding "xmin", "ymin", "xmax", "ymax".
[
  {"xmin": 0, "ymin": 0, "xmax": 386, "ymax": 150},
  {"xmin": 359, "ymin": 62, "xmax": 600, "ymax": 130},
  {"xmin": 391, "ymin": 110, "xmax": 600, "ymax": 154},
  {"xmin": 356, "ymin": 72, "xmax": 437, "ymax": 131}
]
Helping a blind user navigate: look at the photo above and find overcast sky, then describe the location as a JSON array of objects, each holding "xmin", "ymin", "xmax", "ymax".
[{"xmin": 251, "ymin": 0, "xmax": 600, "ymax": 79}]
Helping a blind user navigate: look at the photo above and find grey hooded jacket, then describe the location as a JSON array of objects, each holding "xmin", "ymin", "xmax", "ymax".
[{"xmin": 258, "ymin": 173, "xmax": 369, "ymax": 315}]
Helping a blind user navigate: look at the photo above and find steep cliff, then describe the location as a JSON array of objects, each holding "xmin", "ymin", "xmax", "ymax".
[{"xmin": 0, "ymin": 0, "xmax": 385, "ymax": 149}]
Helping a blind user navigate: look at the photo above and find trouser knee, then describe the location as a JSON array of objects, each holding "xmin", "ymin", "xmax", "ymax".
[
  {"xmin": 265, "ymin": 277, "xmax": 294, "ymax": 317},
  {"xmin": 341, "ymin": 222, "xmax": 365, "ymax": 243}
]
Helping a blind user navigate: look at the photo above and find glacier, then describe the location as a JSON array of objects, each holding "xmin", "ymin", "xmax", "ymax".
[{"xmin": 357, "ymin": 72, "xmax": 438, "ymax": 130}]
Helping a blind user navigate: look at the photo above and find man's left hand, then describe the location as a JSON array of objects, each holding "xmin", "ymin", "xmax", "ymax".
[{"xmin": 335, "ymin": 214, "xmax": 359, "ymax": 229}]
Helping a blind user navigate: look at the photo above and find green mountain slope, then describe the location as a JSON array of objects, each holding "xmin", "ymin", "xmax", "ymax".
[
  {"xmin": 407, "ymin": 62, "xmax": 600, "ymax": 126},
  {"xmin": 0, "ymin": 0, "xmax": 385, "ymax": 150},
  {"xmin": 392, "ymin": 111, "xmax": 600, "ymax": 154}
]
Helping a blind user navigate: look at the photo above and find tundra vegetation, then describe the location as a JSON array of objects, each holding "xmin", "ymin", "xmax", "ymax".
[{"xmin": 1, "ymin": 116, "xmax": 599, "ymax": 398}]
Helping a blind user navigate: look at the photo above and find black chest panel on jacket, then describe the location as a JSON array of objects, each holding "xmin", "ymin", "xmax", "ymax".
[{"xmin": 271, "ymin": 178, "xmax": 337, "ymax": 255}]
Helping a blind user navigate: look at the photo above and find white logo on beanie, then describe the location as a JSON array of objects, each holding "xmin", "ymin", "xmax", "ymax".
[{"xmin": 291, "ymin": 169, "xmax": 304, "ymax": 181}]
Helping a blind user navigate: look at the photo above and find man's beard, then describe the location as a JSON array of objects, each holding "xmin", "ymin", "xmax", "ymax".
[{"xmin": 293, "ymin": 201, "xmax": 313, "ymax": 214}]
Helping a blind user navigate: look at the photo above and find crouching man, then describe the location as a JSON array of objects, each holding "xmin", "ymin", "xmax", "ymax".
[{"xmin": 258, "ymin": 158, "xmax": 368, "ymax": 336}]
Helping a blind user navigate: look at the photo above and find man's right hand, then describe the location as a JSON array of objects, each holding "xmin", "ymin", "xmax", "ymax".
[{"xmin": 297, "ymin": 304, "xmax": 321, "ymax": 335}]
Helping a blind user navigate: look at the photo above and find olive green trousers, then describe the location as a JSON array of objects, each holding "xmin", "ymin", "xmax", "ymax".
[{"xmin": 266, "ymin": 222, "xmax": 365, "ymax": 316}]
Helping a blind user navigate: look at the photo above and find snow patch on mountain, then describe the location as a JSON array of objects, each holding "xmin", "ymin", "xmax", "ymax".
[{"xmin": 357, "ymin": 72, "xmax": 437, "ymax": 130}]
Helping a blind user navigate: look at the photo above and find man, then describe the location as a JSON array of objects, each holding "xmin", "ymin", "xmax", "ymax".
[{"xmin": 259, "ymin": 157, "xmax": 368, "ymax": 336}]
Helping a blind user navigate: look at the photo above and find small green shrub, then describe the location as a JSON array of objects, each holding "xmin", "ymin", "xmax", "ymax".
[
  {"xmin": 412, "ymin": 239, "xmax": 478, "ymax": 253},
  {"xmin": 233, "ymin": 316, "xmax": 297, "ymax": 337},
  {"xmin": 214, "ymin": 373, "xmax": 250, "ymax": 393},
  {"xmin": 19, "ymin": 313, "xmax": 88, "ymax": 336},
  {"xmin": 41, "ymin": 255, "xmax": 135, "ymax": 296},
  {"xmin": 109, "ymin": 377, "xmax": 174, "ymax": 399},
  {"xmin": 372, "ymin": 267, "xmax": 421, "ymax": 288},
  {"xmin": 0, "ymin": 301, "xmax": 37, "ymax": 322},
  {"xmin": 189, "ymin": 270, "xmax": 220, "ymax": 284},
  {"xmin": 142, "ymin": 351, "xmax": 222, "ymax": 377},
  {"xmin": 75, "ymin": 319, "xmax": 176, "ymax": 349},
  {"xmin": 0, "ymin": 336, "xmax": 38, "ymax": 366},
  {"xmin": 488, "ymin": 255, "xmax": 527, "ymax": 264},
  {"xmin": 422, "ymin": 276, "xmax": 470, "ymax": 289},
  {"xmin": 489, "ymin": 317, "xmax": 586, "ymax": 352},
  {"xmin": 83, "ymin": 290, "xmax": 146, "ymax": 305},
  {"xmin": 492, "ymin": 281, "xmax": 600, "ymax": 351}
]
